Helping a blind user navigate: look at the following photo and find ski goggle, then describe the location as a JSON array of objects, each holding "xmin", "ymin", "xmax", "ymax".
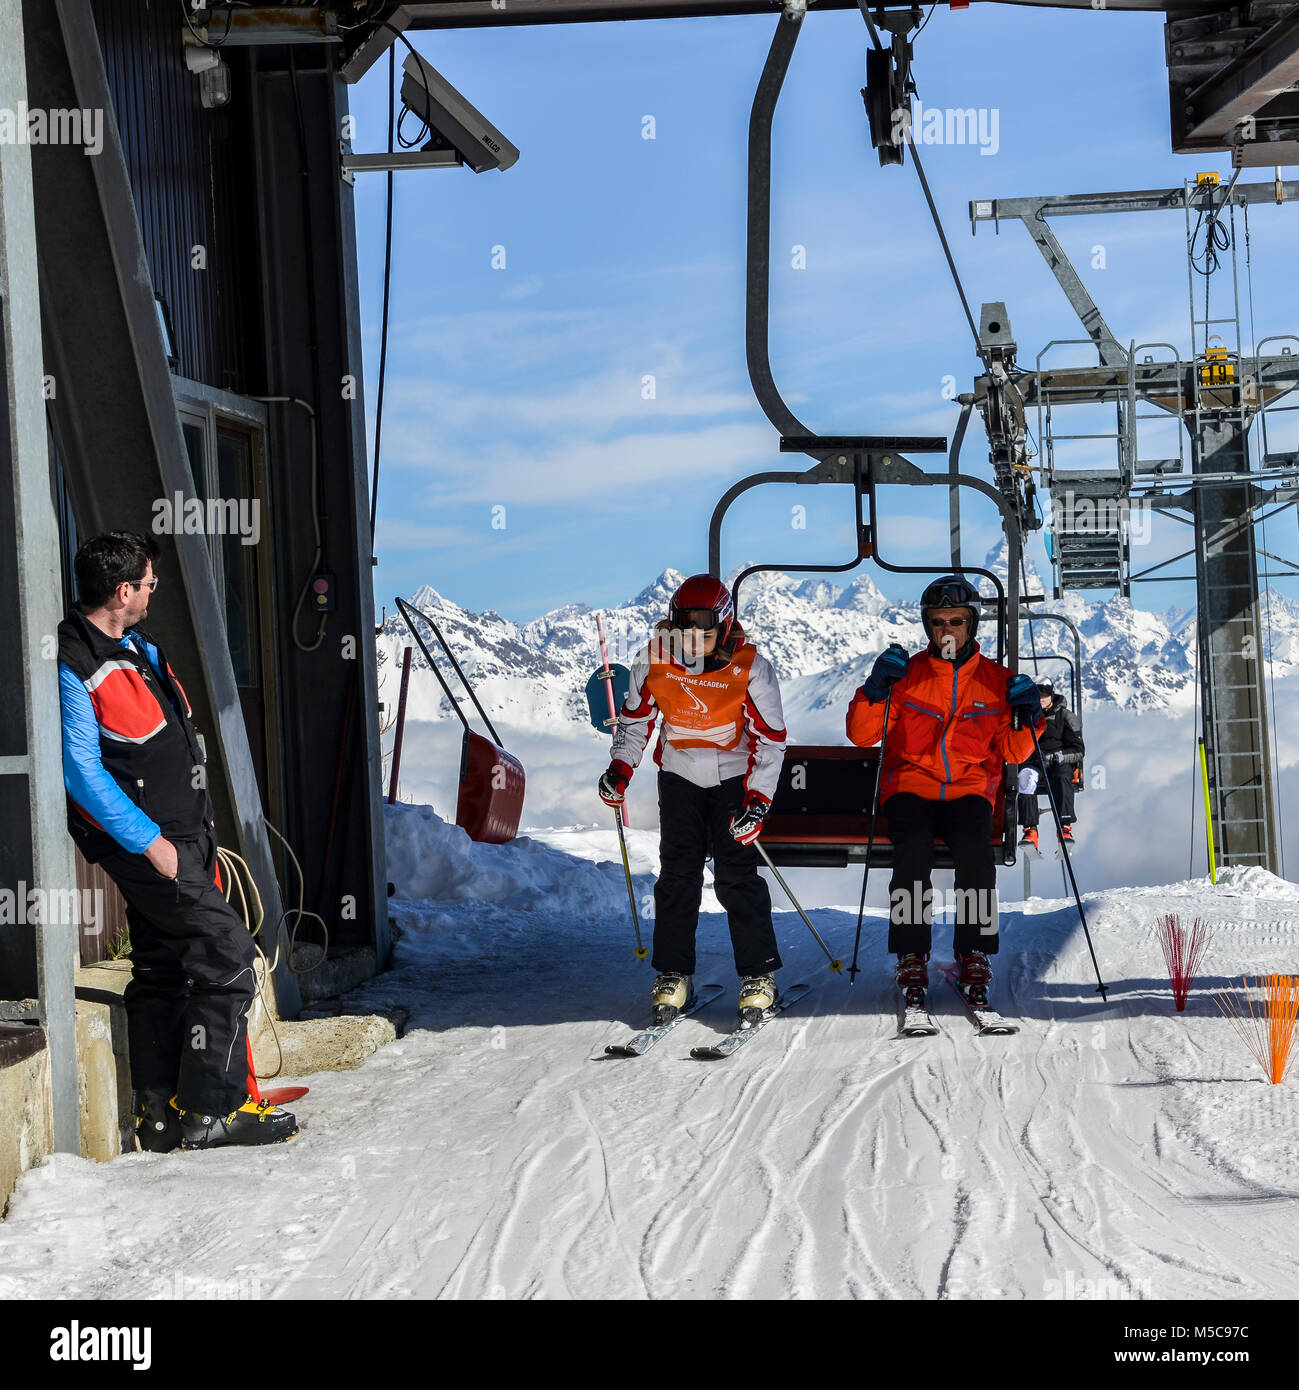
[
  {"xmin": 673, "ymin": 608, "xmax": 721, "ymax": 631},
  {"xmin": 921, "ymin": 578, "xmax": 978, "ymax": 608}
]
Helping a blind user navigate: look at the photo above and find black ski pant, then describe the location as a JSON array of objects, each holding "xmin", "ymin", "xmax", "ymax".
[
  {"xmin": 884, "ymin": 792, "xmax": 998, "ymax": 956},
  {"xmin": 652, "ymin": 770, "xmax": 782, "ymax": 979},
  {"xmin": 98, "ymin": 825, "xmax": 256, "ymax": 1115},
  {"xmin": 1018, "ymin": 764, "xmax": 1076, "ymax": 829}
]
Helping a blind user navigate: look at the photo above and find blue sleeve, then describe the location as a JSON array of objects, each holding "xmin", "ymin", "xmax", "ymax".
[{"xmin": 59, "ymin": 662, "xmax": 161, "ymax": 855}]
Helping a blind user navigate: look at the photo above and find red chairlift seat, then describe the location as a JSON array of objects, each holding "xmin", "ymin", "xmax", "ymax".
[
  {"xmin": 395, "ymin": 597, "xmax": 526, "ymax": 845},
  {"xmin": 758, "ymin": 744, "xmax": 1017, "ymax": 869}
]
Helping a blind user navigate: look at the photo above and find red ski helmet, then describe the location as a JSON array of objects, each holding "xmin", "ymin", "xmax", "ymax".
[{"xmin": 669, "ymin": 574, "xmax": 736, "ymax": 648}]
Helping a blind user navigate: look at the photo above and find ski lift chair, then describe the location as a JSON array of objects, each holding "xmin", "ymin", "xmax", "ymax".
[{"xmin": 758, "ymin": 745, "xmax": 1018, "ymax": 869}]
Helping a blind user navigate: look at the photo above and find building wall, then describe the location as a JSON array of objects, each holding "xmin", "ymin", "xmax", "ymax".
[
  {"xmin": 65, "ymin": 5, "xmax": 389, "ymax": 974},
  {"xmin": 93, "ymin": 0, "xmax": 258, "ymax": 393}
]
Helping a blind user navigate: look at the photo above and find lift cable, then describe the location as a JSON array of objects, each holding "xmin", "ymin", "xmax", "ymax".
[
  {"xmin": 855, "ymin": 5, "xmax": 991, "ymax": 373},
  {"xmin": 853, "ymin": 0, "xmax": 885, "ymax": 51},
  {"xmin": 368, "ymin": 21, "xmax": 445, "ymax": 546},
  {"xmin": 851, "ymin": 3, "xmax": 993, "ymax": 373},
  {"xmin": 905, "ymin": 129, "xmax": 991, "ymax": 373}
]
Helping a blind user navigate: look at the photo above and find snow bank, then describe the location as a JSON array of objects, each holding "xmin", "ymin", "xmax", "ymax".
[{"xmin": 384, "ymin": 802, "xmax": 648, "ymax": 916}]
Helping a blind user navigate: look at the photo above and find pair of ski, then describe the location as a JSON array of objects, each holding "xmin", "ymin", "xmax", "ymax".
[
  {"xmin": 901, "ymin": 965, "xmax": 1018, "ymax": 1037},
  {"xmin": 604, "ymin": 982, "xmax": 811, "ymax": 1060}
]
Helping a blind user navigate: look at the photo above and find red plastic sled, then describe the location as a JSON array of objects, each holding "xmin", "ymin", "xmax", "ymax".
[{"xmin": 458, "ymin": 729, "xmax": 525, "ymax": 845}]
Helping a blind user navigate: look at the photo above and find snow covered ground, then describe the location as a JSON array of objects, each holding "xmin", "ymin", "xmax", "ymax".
[{"xmin": 3, "ymin": 806, "xmax": 1299, "ymax": 1301}]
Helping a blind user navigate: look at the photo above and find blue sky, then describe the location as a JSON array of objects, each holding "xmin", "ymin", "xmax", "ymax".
[{"xmin": 350, "ymin": 5, "xmax": 1299, "ymax": 625}]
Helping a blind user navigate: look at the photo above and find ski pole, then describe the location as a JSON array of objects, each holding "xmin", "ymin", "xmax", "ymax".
[
  {"xmin": 848, "ymin": 683, "xmax": 894, "ymax": 984},
  {"xmin": 595, "ymin": 613, "xmax": 648, "ymax": 962},
  {"xmin": 613, "ymin": 808, "xmax": 648, "ymax": 961},
  {"xmin": 1026, "ymin": 720, "xmax": 1108, "ymax": 1000},
  {"xmin": 753, "ymin": 841, "xmax": 843, "ymax": 972}
]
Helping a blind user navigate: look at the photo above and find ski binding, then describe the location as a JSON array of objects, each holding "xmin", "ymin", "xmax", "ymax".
[
  {"xmin": 604, "ymin": 982, "xmax": 724, "ymax": 1057},
  {"xmin": 689, "ymin": 982, "xmax": 812, "ymax": 1060},
  {"xmin": 900, "ymin": 986, "xmax": 939, "ymax": 1037},
  {"xmin": 936, "ymin": 963, "xmax": 1019, "ymax": 1035}
]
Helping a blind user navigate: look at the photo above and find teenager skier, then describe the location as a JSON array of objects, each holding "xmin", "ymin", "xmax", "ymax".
[
  {"xmin": 1017, "ymin": 679, "xmax": 1085, "ymax": 849},
  {"xmin": 597, "ymin": 575, "xmax": 787, "ymax": 1028},
  {"xmin": 846, "ymin": 575, "xmax": 1043, "ymax": 1014}
]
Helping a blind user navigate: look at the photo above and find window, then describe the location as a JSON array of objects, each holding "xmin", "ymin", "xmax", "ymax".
[
  {"xmin": 174, "ymin": 382, "xmax": 270, "ymax": 691},
  {"xmin": 173, "ymin": 379, "xmax": 280, "ymax": 821}
]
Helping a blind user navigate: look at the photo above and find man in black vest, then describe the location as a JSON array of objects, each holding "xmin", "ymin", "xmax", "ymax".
[
  {"xmin": 58, "ymin": 532, "xmax": 296, "ymax": 1151},
  {"xmin": 1016, "ymin": 679, "xmax": 1085, "ymax": 848}
]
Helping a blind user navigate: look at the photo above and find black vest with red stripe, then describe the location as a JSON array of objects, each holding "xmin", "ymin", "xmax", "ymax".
[{"xmin": 58, "ymin": 608, "xmax": 213, "ymax": 862}]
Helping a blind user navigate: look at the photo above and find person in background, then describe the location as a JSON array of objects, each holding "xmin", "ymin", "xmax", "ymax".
[{"xmin": 1017, "ymin": 678, "xmax": 1085, "ymax": 849}]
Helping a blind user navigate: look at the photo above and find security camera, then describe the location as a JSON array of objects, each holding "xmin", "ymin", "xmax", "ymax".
[{"xmin": 400, "ymin": 52, "xmax": 519, "ymax": 174}]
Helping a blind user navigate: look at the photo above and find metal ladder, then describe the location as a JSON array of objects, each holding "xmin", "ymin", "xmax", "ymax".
[
  {"xmin": 1194, "ymin": 495, "xmax": 1275, "ymax": 868},
  {"xmin": 1036, "ymin": 338, "xmax": 1131, "ymax": 596}
]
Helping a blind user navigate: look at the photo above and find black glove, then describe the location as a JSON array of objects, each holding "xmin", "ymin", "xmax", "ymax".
[
  {"xmin": 862, "ymin": 645, "xmax": 909, "ymax": 704},
  {"xmin": 1044, "ymin": 751, "xmax": 1063, "ymax": 766},
  {"xmin": 1007, "ymin": 673, "xmax": 1044, "ymax": 726},
  {"xmin": 729, "ymin": 793, "xmax": 770, "ymax": 846},
  {"xmin": 598, "ymin": 761, "xmax": 631, "ymax": 807}
]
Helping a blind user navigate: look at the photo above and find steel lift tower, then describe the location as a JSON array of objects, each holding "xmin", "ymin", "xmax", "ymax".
[{"xmin": 969, "ymin": 174, "xmax": 1299, "ymax": 871}]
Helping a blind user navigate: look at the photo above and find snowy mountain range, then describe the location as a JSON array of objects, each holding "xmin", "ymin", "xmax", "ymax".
[{"xmin": 375, "ymin": 541, "xmax": 1299, "ymax": 730}]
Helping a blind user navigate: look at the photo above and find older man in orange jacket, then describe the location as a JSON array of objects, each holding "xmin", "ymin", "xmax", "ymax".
[{"xmin": 846, "ymin": 576, "xmax": 1043, "ymax": 1007}]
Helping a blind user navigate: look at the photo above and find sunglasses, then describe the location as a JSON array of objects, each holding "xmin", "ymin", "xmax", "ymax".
[{"xmin": 929, "ymin": 616, "xmax": 967, "ymax": 629}]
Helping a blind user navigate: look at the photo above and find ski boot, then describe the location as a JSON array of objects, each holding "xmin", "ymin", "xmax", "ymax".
[
  {"xmin": 1060, "ymin": 823, "xmax": 1075, "ymax": 845},
  {"xmin": 650, "ymin": 972, "xmax": 692, "ymax": 1026},
  {"xmin": 178, "ymin": 1094, "xmax": 300, "ymax": 1151},
  {"xmin": 893, "ymin": 952, "xmax": 930, "ymax": 989},
  {"xmin": 894, "ymin": 952, "xmax": 930, "ymax": 1011},
  {"xmin": 737, "ymin": 975, "xmax": 777, "ymax": 1029},
  {"xmin": 1019, "ymin": 827, "xmax": 1039, "ymax": 849},
  {"xmin": 954, "ymin": 950, "xmax": 993, "ymax": 1009},
  {"xmin": 133, "ymin": 1088, "xmax": 182, "ymax": 1154}
]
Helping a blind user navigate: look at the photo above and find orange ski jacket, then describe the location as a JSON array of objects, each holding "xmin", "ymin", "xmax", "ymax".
[{"xmin": 845, "ymin": 643, "xmax": 1039, "ymax": 805}]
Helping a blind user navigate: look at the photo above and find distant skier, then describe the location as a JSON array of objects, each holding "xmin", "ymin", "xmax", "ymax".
[
  {"xmin": 1017, "ymin": 679, "xmax": 1085, "ymax": 849},
  {"xmin": 846, "ymin": 576, "xmax": 1042, "ymax": 1013},
  {"xmin": 597, "ymin": 575, "xmax": 787, "ymax": 1028}
]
